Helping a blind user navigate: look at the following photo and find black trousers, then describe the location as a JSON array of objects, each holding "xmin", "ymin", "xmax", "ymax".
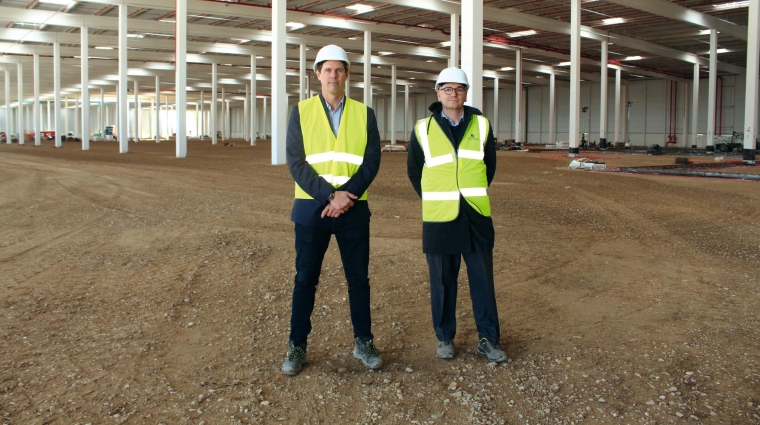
[
  {"xmin": 289, "ymin": 222, "xmax": 373, "ymax": 344},
  {"xmin": 425, "ymin": 233, "xmax": 500, "ymax": 343}
]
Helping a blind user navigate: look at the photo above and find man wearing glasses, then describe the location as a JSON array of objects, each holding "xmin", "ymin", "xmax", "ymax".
[{"xmin": 407, "ymin": 67, "xmax": 507, "ymax": 363}]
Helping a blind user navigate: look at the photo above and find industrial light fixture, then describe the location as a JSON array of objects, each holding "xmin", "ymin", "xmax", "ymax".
[
  {"xmin": 712, "ymin": 1, "xmax": 749, "ymax": 10},
  {"xmin": 286, "ymin": 22, "xmax": 306, "ymax": 30},
  {"xmin": 507, "ymin": 30, "xmax": 537, "ymax": 38},
  {"xmin": 347, "ymin": 4, "xmax": 374, "ymax": 14},
  {"xmin": 378, "ymin": 51, "xmax": 393, "ymax": 56},
  {"xmin": 558, "ymin": 61, "xmax": 571, "ymax": 66},
  {"xmin": 717, "ymin": 48, "xmax": 729, "ymax": 53},
  {"xmin": 699, "ymin": 29, "xmax": 720, "ymax": 35},
  {"xmin": 127, "ymin": 34, "xmax": 144, "ymax": 38},
  {"xmin": 500, "ymin": 67, "xmax": 514, "ymax": 71},
  {"xmin": 623, "ymin": 56, "xmax": 642, "ymax": 61},
  {"xmin": 95, "ymin": 46, "xmax": 113, "ymax": 50},
  {"xmin": 601, "ymin": 17, "xmax": 625, "ymax": 25},
  {"xmin": 440, "ymin": 41, "xmax": 451, "ymax": 47},
  {"xmin": 38, "ymin": 0, "xmax": 72, "ymax": 4}
]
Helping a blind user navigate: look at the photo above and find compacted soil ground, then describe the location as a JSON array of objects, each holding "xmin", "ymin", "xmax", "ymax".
[{"xmin": 1, "ymin": 140, "xmax": 759, "ymax": 425}]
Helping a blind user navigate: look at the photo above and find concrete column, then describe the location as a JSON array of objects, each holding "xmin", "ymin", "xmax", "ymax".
[
  {"xmin": 133, "ymin": 80, "xmax": 139, "ymax": 142},
  {"xmin": 450, "ymin": 14, "xmax": 459, "ymax": 68},
  {"xmin": 17, "ymin": 63, "xmax": 24, "ymax": 145},
  {"xmin": 81, "ymin": 27, "xmax": 90, "ymax": 150},
  {"xmin": 74, "ymin": 96, "xmax": 79, "ymax": 141},
  {"xmin": 54, "ymin": 42, "xmax": 62, "ymax": 148},
  {"xmin": 176, "ymin": 0, "xmax": 188, "ymax": 159},
  {"xmin": 364, "ymin": 31, "xmax": 372, "ymax": 106},
  {"xmin": 568, "ymin": 0, "xmax": 581, "ymax": 156},
  {"xmin": 99, "ymin": 88, "xmax": 104, "ymax": 132},
  {"xmin": 706, "ymin": 29, "xmax": 717, "ymax": 152},
  {"xmin": 64, "ymin": 97, "xmax": 69, "ymax": 135},
  {"xmin": 299, "ymin": 43, "xmax": 306, "ymax": 102},
  {"xmin": 33, "ymin": 54, "xmax": 41, "ymax": 146},
  {"xmin": 251, "ymin": 55, "xmax": 257, "ymax": 145},
  {"xmin": 244, "ymin": 84, "xmax": 249, "ymax": 141},
  {"xmin": 262, "ymin": 96, "xmax": 267, "ymax": 138},
  {"xmin": 221, "ymin": 87, "xmax": 226, "ymax": 140},
  {"xmin": 461, "ymin": 0, "xmax": 483, "ymax": 109},
  {"xmin": 271, "ymin": 0, "xmax": 287, "ymax": 164},
  {"xmin": 47, "ymin": 99, "xmax": 51, "ymax": 131},
  {"xmin": 390, "ymin": 65, "xmax": 397, "ymax": 144},
  {"xmin": 174, "ymin": 0, "xmax": 187, "ymax": 158},
  {"xmin": 743, "ymin": 0, "xmax": 759, "ymax": 163},
  {"xmin": 118, "ymin": 3, "xmax": 128, "ymax": 153},
  {"xmin": 155, "ymin": 76, "xmax": 160, "ymax": 140},
  {"xmin": 682, "ymin": 81, "xmax": 689, "ymax": 148},
  {"xmin": 549, "ymin": 68, "xmax": 556, "ymax": 144},
  {"xmin": 515, "ymin": 49, "xmax": 522, "ymax": 148},
  {"xmin": 599, "ymin": 40, "xmax": 608, "ymax": 148},
  {"xmin": 3, "ymin": 71, "xmax": 8, "ymax": 143},
  {"xmin": 404, "ymin": 84, "xmax": 409, "ymax": 142},
  {"xmin": 493, "ymin": 77, "xmax": 499, "ymax": 144},
  {"xmin": 211, "ymin": 63, "xmax": 217, "ymax": 145},
  {"xmin": 195, "ymin": 103, "xmax": 200, "ymax": 138},
  {"xmin": 200, "ymin": 90, "xmax": 204, "ymax": 138},
  {"xmin": 614, "ymin": 69, "xmax": 621, "ymax": 144}
]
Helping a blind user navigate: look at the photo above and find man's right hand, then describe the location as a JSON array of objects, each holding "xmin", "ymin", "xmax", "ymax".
[{"xmin": 320, "ymin": 191, "xmax": 357, "ymax": 218}]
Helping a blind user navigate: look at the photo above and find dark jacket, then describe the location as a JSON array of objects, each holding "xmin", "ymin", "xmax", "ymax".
[
  {"xmin": 407, "ymin": 102, "xmax": 496, "ymax": 254},
  {"xmin": 287, "ymin": 94, "xmax": 381, "ymax": 228}
]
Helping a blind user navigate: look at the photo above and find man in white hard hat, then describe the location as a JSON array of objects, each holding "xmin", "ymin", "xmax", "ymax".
[
  {"xmin": 407, "ymin": 67, "xmax": 507, "ymax": 363},
  {"xmin": 282, "ymin": 44, "xmax": 383, "ymax": 376}
]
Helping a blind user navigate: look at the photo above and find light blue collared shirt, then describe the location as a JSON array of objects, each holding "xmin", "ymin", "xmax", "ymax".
[
  {"xmin": 441, "ymin": 110, "xmax": 464, "ymax": 127},
  {"xmin": 325, "ymin": 96, "xmax": 346, "ymax": 136}
]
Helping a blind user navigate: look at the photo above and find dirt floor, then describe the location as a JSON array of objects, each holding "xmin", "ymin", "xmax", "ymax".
[{"xmin": 1, "ymin": 139, "xmax": 759, "ymax": 425}]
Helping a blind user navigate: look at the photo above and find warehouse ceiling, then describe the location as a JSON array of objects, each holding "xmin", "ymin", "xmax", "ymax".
[{"xmin": 0, "ymin": 0, "xmax": 754, "ymax": 103}]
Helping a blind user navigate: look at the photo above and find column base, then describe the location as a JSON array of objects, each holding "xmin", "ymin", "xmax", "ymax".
[
  {"xmin": 569, "ymin": 147, "xmax": 580, "ymax": 157},
  {"xmin": 691, "ymin": 145, "xmax": 697, "ymax": 148},
  {"xmin": 599, "ymin": 138, "xmax": 607, "ymax": 149},
  {"xmin": 515, "ymin": 142, "xmax": 522, "ymax": 149},
  {"xmin": 706, "ymin": 145, "xmax": 715, "ymax": 153},
  {"xmin": 743, "ymin": 149, "xmax": 756, "ymax": 164}
]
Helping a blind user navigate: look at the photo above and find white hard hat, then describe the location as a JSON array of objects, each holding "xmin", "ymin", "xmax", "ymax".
[
  {"xmin": 313, "ymin": 44, "xmax": 350, "ymax": 72},
  {"xmin": 435, "ymin": 67, "xmax": 469, "ymax": 90}
]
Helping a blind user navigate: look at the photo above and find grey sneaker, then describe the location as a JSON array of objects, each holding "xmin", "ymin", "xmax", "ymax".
[
  {"xmin": 477, "ymin": 338, "xmax": 508, "ymax": 363},
  {"xmin": 282, "ymin": 341, "xmax": 307, "ymax": 376},
  {"xmin": 437, "ymin": 340, "xmax": 455, "ymax": 359},
  {"xmin": 353, "ymin": 337, "xmax": 383, "ymax": 369}
]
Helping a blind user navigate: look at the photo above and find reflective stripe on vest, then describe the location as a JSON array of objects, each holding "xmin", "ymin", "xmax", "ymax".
[
  {"xmin": 415, "ymin": 114, "xmax": 491, "ymax": 222},
  {"xmin": 295, "ymin": 96, "xmax": 368, "ymax": 200}
]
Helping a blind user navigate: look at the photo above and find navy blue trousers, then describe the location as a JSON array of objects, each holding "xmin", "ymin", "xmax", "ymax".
[
  {"xmin": 426, "ymin": 233, "xmax": 501, "ymax": 344},
  {"xmin": 289, "ymin": 222, "xmax": 373, "ymax": 344}
]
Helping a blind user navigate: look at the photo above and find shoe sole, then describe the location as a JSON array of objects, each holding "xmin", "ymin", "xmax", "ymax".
[
  {"xmin": 282, "ymin": 362, "xmax": 306, "ymax": 376},
  {"xmin": 477, "ymin": 349, "xmax": 508, "ymax": 363}
]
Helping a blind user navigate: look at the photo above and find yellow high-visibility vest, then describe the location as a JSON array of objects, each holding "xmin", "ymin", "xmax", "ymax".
[
  {"xmin": 414, "ymin": 114, "xmax": 491, "ymax": 222},
  {"xmin": 295, "ymin": 96, "xmax": 368, "ymax": 200}
]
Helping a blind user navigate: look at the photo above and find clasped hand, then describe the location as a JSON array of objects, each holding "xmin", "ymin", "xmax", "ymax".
[{"xmin": 320, "ymin": 190, "xmax": 357, "ymax": 218}]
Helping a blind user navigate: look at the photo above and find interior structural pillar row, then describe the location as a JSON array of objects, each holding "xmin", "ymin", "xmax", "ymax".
[
  {"xmin": 299, "ymin": 44, "xmax": 306, "ymax": 102},
  {"xmin": 134, "ymin": 81, "xmax": 140, "ymax": 143},
  {"xmin": 81, "ymin": 26, "xmax": 90, "ymax": 150},
  {"xmin": 250, "ymin": 55, "xmax": 257, "ymax": 146},
  {"xmin": 99, "ymin": 89, "xmax": 104, "ymax": 134},
  {"xmin": 221, "ymin": 86, "xmax": 226, "ymax": 141},
  {"xmin": 155, "ymin": 76, "xmax": 160, "ymax": 141},
  {"xmin": 390, "ymin": 65, "xmax": 397, "ymax": 145},
  {"xmin": 175, "ymin": 0, "xmax": 187, "ymax": 160},
  {"xmin": 449, "ymin": 14, "xmax": 459, "ymax": 68},
  {"xmin": 2, "ymin": 70, "xmax": 8, "ymax": 143},
  {"xmin": 17, "ymin": 63, "xmax": 24, "ymax": 145},
  {"xmin": 271, "ymin": 0, "xmax": 287, "ymax": 165},
  {"xmin": 118, "ymin": 3, "xmax": 128, "ymax": 154},
  {"xmin": 743, "ymin": 0, "xmax": 759, "ymax": 164},
  {"xmin": 461, "ymin": 0, "xmax": 483, "ymax": 110},
  {"xmin": 404, "ymin": 84, "xmax": 409, "ymax": 143},
  {"xmin": 54, "ymin": 42, "xmax": 62, "ymax": 149},
  {"xmin": 514, "ymin": 49, "xmax": 522, "ymax": 148},
  {"xmin": 599, "ymin": 40, "xmax": 608, "ymax": 149},
  {"xmin": 549, "ymin": 69, "xmax": 556, "ymax": 144},
  {"xmin": 493, "ymin": 77, "xmax": 499, "ymax": 144},
  {"xmin": 211, "ymin": 63, "xmax": 217, "ymax": 145},
  {"xmin": 614, "ymin": 69, "xmax": 621, "ymax": 145},
  {"xmin": 244, "ymin": 84, "xmax": 249, "ymax": 142},
  {"xmin": 33, "ymin": 53, "xmax": 41, "ymax": 146},
  {"xmin": 706, "ymin": 29, "xmax": 718, "ymax": 153},
  {"xmin": 364, "ymin": 31, "xmax": 372, "ymax": 107},
  {"xmin": 200, "ymin": 90, "xmax": 205, "ymax": 138},
  {"xmin": 567, "ymin": 0, "xmax": 581, "ymax": 156}
]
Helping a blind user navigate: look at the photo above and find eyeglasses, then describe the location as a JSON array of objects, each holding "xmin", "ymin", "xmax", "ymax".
[{"xmin": 439, "ymin": 87, "xmax": 466, "ymax": 95}]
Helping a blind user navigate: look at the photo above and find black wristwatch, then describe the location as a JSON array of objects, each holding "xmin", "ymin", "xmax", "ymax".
[{"xmin": 327, "ymin": 191, "xmax": 335, "ymax": 202}]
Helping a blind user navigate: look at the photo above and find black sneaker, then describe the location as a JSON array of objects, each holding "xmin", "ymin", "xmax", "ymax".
[
  {"xmin": 477, "ymin": 338, "xmax": 508, "ymax": 363},
  {"xmin": 281, "ymin": 341, "xmax": 307, "ymax": 376},
  {"xmin": 437, "ymin": 340, "xmax": 455, "ymax": 359},
  {"xmin": 353, "ymin": 337, "xmax": 383, "ymax": 369}
]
